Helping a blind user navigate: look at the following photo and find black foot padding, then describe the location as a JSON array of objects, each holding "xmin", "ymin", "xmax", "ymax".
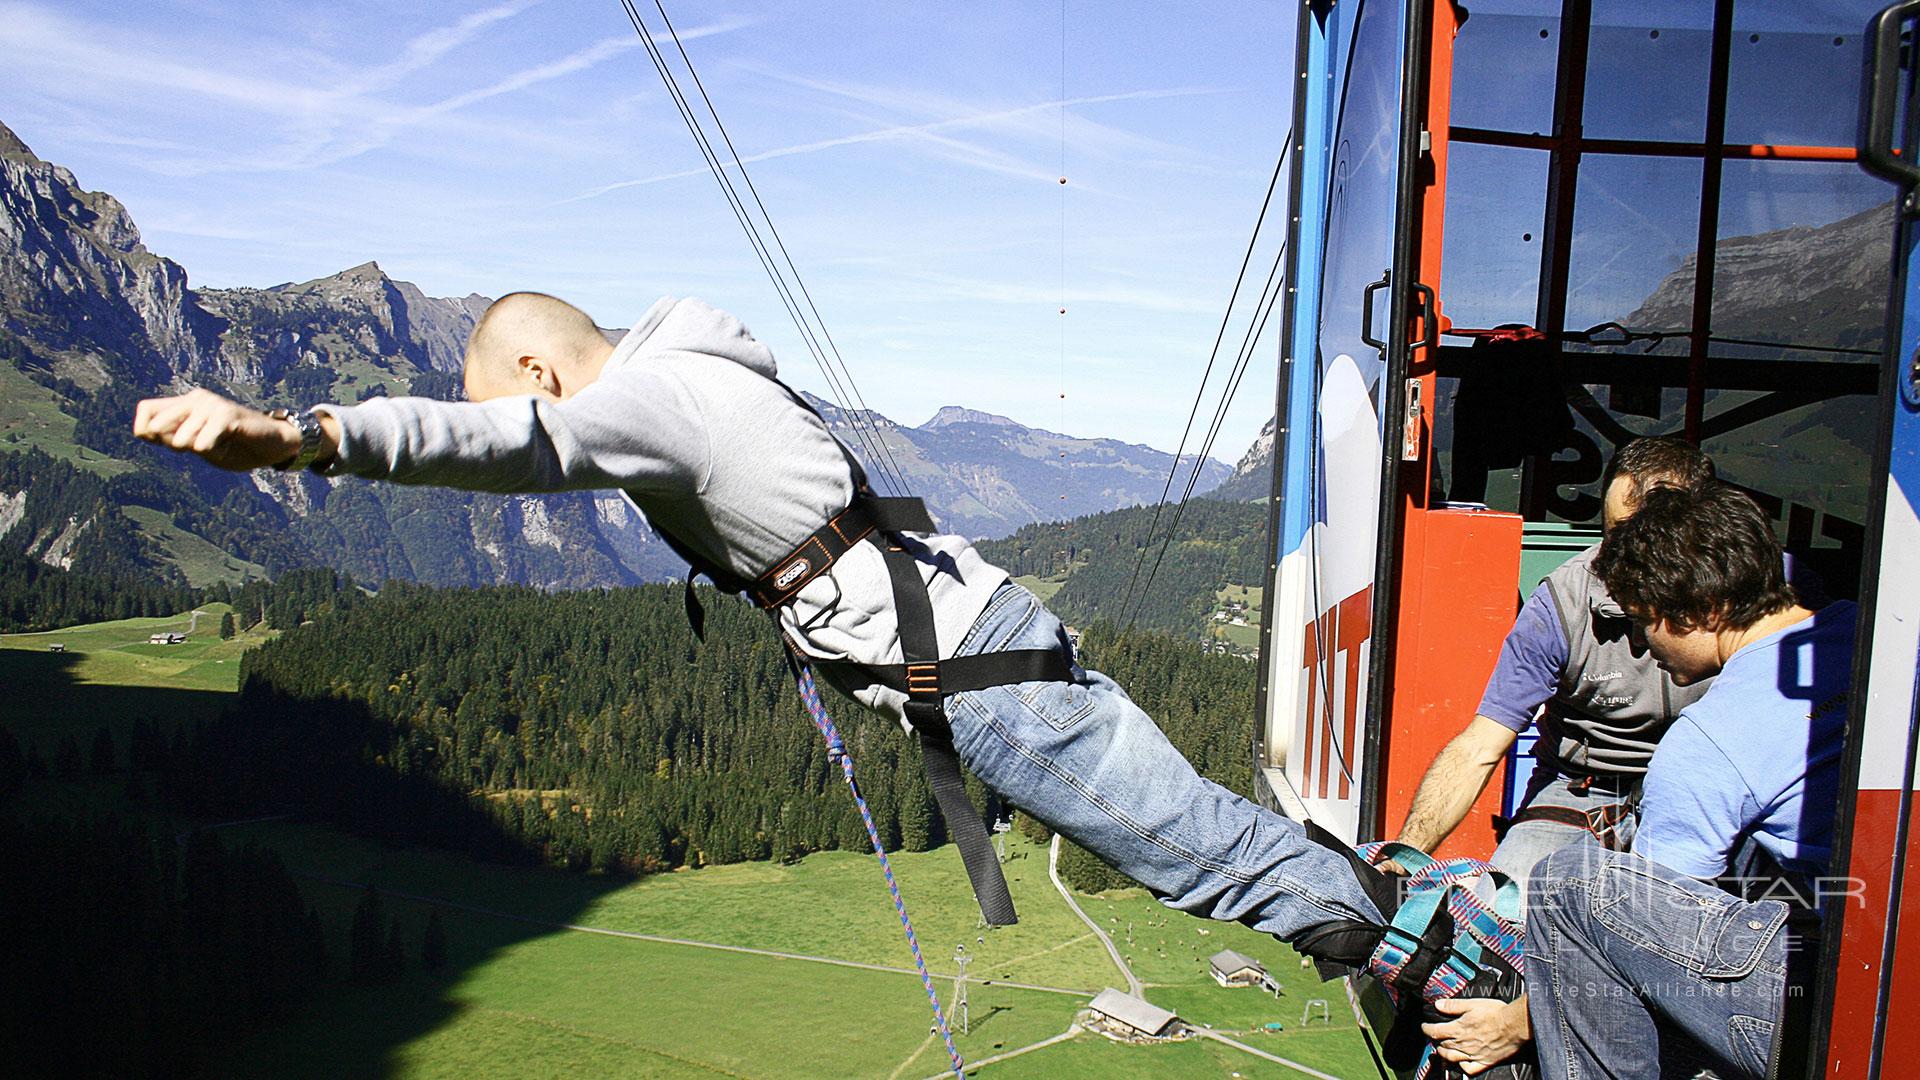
[
  {"xmin": 1289, "ymin": 821, "xmax": 1402, "ymax": 977},
  {"xmin": 1305, "ymin": 820, "xmax": 1402, "ymax": 918}
]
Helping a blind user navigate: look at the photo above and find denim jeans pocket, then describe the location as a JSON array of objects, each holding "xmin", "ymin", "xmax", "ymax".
[
  {"xmin": 1591, "ymin": 863, "xmax": 1783, "ymax": 978},
  {"xmin": 1727, "ymin": 1014, "xmax": 1775, "ymax": 1076},
  {"xmin": 1014, "ymin": 678, "xmax": 1098, "ymax": 732}
]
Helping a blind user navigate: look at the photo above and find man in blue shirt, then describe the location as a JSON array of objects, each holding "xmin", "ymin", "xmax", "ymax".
[{"xmin": 1516, "ymin": 483, "xmax": 1855, "ymax": 1080}]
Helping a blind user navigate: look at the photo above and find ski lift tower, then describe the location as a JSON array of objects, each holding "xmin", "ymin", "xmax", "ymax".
[{"xmin": 951, "ymin": 945, "xmax": 971, "ymax": 1036}]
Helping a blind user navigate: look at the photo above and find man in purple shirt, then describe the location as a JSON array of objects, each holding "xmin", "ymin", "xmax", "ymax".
[
  {"xmin": 1392, "ymin": 438, "xmax": 1716, "ymax": 875},
  {"xmin": 1397, "ymin": 437, "xmax": 1715, "ymax": 1067}
]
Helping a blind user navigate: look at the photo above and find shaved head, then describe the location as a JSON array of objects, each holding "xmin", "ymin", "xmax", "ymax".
[{"xmin": 463, "ymin": 292, "xmax": 614, "ymax": 401}]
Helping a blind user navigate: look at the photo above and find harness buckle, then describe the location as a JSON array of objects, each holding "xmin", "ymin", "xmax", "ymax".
[{"xmin": 905, "ymin": 662, "xmax": 941, "ymax": 698}]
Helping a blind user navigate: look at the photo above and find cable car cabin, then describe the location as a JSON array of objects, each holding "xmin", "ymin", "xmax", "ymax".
[{"xmin": 1252, "ymin": 1, "xmax": 1920, "ymax": 1075}]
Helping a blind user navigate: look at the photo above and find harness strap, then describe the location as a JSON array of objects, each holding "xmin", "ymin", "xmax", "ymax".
[
  {"xmin": 872, "ymin": 535, "xmax": 1020, "ymax": 927},
  {"xmin": 819, "ymin": 650, "xmax": 1073, "ymax": 699},
  {"xmin": 1494, "ymin": 802, "xmax": 1632, "ymax": 850},
  {"xmin": 649, "ymin": 375, "xmax": 1035, "ymax": 927},
  {"xmin": 749, "ymin": 496, "xmax": 935, "ymax": 608}
]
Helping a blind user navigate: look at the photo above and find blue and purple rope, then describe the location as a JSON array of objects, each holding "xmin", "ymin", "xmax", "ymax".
[{"xmin": 792, "ymin": 656, "xmax": 967, "ymax": 1079}]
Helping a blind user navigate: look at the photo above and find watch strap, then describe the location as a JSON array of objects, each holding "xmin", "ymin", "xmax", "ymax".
[{"xmin": 269, "ymin": 408, "xmax": 325, "ymax": 471}]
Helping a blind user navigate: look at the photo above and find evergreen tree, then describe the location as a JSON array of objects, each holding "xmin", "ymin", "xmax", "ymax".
[
  {"xmin": 1014, "ymin": 810, "xmax": 1052, "ymax": 845},
  {"xmin": 0, "ymin": 727, "xmax": 24, "ymax": 805},
  {"xmin": 54, "ymin": 733, "xmax": 83, "ymax": 780},
  {"xmin": 89, "ymin": 725, "xmax": 116, "ymax": 775},
  {"xmin": 383, "ymin": 915, "xmax": 407, "ymax": 980},
  {"xmin": 348, "ymin": 886, "xmax": 385, "ymax": 983},
  {"xmin": 420, "ymin": 910, "xmax": 447, "ymax": 973},
  {"xmin": 897, "ymin": 765, "xmax": 935, "ymax": 852},
  {"xmin": 219, "ymin": 610, "xmax": 236, "ymax": 639},
  {"xmin": 301, "ymin": 908, "xmax": 330, "ymax": 979}
]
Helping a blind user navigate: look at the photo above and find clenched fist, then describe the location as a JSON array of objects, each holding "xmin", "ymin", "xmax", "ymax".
[{"xmin": 131, "ymin": 388, "xmax": 334, "ymax": 472}]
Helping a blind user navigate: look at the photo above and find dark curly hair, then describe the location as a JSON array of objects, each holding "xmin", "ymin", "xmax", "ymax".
[
  {"xmin": 1602, "ymin": 436, "xmax": 1715, "ymax": 506},
  {"xmin": 1592, "ymin": 483, "xmax": 1796, "ymax": 631}
]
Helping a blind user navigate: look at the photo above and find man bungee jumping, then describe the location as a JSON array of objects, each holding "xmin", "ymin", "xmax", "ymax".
[{"xmin": 133, "ymin": 291, "xmax": 1412, "ymax": 969}]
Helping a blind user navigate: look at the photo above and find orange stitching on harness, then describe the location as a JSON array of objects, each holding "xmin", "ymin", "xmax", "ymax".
[{"xmin": 905, "ymin": 662, "xmax": 941, "ymax": 695}]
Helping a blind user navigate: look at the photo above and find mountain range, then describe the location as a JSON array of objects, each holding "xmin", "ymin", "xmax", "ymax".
[{"xmin": 0, "ymin": 119, "xmax": 1238, "ymax": 596}]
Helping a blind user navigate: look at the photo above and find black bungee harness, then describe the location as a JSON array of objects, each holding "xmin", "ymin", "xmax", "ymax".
[{"xmin": 649, "ymin": 387, "xmax": 1070, "ymax": 927}]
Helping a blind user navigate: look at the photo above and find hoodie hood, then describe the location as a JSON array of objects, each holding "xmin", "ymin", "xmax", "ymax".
[{"xmin": 607, "ymin": 296, "xmax": 780, "ymax": 378}]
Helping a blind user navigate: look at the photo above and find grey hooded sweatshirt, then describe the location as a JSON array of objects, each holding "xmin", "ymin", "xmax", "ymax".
[{"xmin": 312, "ymin": 297, "xmax": 1007, "ymax": 725}]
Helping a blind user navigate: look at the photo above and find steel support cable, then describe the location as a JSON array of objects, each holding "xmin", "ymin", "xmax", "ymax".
[
  {"xmin": 646, "ymin": 0, "xmax": 913, "ymax": 495},
  {"xmin": 619, "ymin": 0, "xmax": 888, "ymax": 489},
  {"xmin": 1117, "ymin": 132, "xmax": 1293, "ymax": 622},
  {"xmin": 617, "ymin": 0, "xmax": 906, "ymax": 495},
  {"xmin": 1126, "ymin": 238, "xmax": 1289, "ymax": 628},
  {"xmin": 632, "ymin": 8, "xmax": 903, "ymax": 498}
]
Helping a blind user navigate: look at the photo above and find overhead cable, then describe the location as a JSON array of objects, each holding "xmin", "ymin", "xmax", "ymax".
[
  {"xmin": 1127, "ymin": 237, "xmax": 1289, "ymax": 628},
  {"xmin": 648, "ymin": 1, "xmax": 913, "ymax": 492},
  {"xmin": 1117, "ymin": 131, "xmax": 1293, "ymax": 624},
  {"xmin": 616, "ymin": 0, "xmax": 907, "ymax": 495}
]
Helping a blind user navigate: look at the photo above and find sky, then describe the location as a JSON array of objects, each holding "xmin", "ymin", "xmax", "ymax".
[{"xmin": 0, "ymin": 0, "xmax": 1295, "ymax": 463}]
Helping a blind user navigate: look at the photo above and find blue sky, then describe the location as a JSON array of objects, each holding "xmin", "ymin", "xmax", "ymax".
[{"xmin": 0, "ymin": 0, "xmax": 1295, "ymax": 462}]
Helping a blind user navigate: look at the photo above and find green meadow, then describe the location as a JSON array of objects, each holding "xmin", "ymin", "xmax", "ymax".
[{"xmin": 5, "ymin": 609, "xmax": 1380, "ymax": 1078}]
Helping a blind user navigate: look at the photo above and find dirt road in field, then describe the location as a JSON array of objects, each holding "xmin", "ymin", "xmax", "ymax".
[{"xmin": 1047, "ymin": 834, "xmax": 1142, "ymax": 997}]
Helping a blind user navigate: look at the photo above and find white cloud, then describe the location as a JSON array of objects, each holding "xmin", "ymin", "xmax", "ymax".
[
  {"xmin": 563, "ymin": 83, "xmax": 1227, "ymax": 203},
  {"xmin": 0, "ymin": 2, "xmax": 753, "ymax": 175}
]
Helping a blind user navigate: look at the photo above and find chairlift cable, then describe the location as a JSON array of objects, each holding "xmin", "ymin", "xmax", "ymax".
[
  {"xmin": 1127, "ymin": 238, "xmax": 1289, "ymax": 628},
  {"xmin": 1117, "ymin": 132, "xmax": 1292, "ymax": 623},
  {"xmin": 617, "ymin": 0, "xmax": 907, "ymax": 495},
  {"xmin": 635, "ymin": 2, "xmax": 904, "ymax": 495},
  {"xmin": 1056, "ymin": 0, "xmax": 1069, "ymax": 500},
  {"xmin": 647, "ymin": 0, "xmax": 914, "ymax": 496},
  {"xmin": 619, "ymin": 0, "xmax": 893, "ymax": 492}
]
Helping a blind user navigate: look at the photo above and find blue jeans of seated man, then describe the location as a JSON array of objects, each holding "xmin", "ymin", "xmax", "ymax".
[
  {"xmin": 943, "ymin": 582, "xmax": 1384, "ymax": 940},
  {"xmin": 1489, "ymin": 767, "xmax": 1640, "ymax": 915},
  {"xmin": 1525, "ymin": 839, "xmax": 1792, "ymax": 1080}
]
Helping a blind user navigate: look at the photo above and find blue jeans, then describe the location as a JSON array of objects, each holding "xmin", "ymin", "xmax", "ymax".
[
  {"xmin": 1525, "ymin": 839, "xmax": 1791, "ymax": 1080},
  {"xmin": 943, "ymin": 583, "xmax": 1384, "ymax": 939}
]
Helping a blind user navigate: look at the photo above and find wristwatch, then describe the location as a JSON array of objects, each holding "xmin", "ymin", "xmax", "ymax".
[{"xmin": 269, "ymin": 408, "xmax": 326, "ymax": 471}]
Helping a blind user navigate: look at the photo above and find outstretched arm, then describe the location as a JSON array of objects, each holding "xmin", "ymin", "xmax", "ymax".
[
  {"xmin": 132, "ymin": 367, "xmax": 709, "ymax": 496},
  {"xmin": 133, "ymin": 389, "xmax": 341, "ymax": 471}
]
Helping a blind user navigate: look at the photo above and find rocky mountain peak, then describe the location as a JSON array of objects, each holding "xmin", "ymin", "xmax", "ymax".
[
  {"xmin": 1624, "ymin": 200, "xmax": 1892, "ymax": 353},
  {"xmin": 922, "ymin": 405, "xmax": 1019, "ymax": 429},
  {"xmin": 0, "ymin": 121, "xmax": 221, "ymax": 388},
  {"xmin": 0, "ymin": 120, "xmax": 39, "ymax": 162},
  {"xmin": 1231, "ymin": 416, "xmax": 1275, "ymax": 478}
]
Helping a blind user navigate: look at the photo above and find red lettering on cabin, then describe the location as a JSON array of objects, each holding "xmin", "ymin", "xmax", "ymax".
[{"xmin": 1298, "ymin": 585, "xmax": 1374, "ymax": 801}]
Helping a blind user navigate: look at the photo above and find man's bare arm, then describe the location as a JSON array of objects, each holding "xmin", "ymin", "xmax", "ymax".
[
  {"xmin": 1394, "ymin": 714, "xmax": 1519, "ymax": 854},
  {"xmin": 132, "ymin": 389, "xmax": 341, "ymax": 472}
]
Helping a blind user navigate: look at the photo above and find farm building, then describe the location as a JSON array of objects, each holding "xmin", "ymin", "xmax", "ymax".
[
  {"xmin": 1209, "ymin": 950, "xmax": 1280, "ymax": 993},
  {"xmin": 1085, "ymin": 988, "xmax": 1180, "ymax": 1040},
  {"xmin": 146, "ymin": 633, "xmax": 186, "ymax": 645},
  {"xmin": 47, "ymin": 643, "xmax": 65, "ymax": 652}
]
